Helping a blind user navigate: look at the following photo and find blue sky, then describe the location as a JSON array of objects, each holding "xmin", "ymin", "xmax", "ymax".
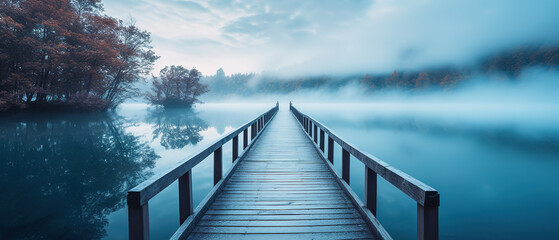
[{"xmin": 103, "ymin": 0, "xmax": 559, "ymax": 77}]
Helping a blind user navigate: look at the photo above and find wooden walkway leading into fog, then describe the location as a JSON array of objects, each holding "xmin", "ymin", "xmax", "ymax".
[
  {"xmin": 127, "ymin": 103, "xmax": 439, "ymax": 240},
  {"xmin": 187, "ymin": 109, "xmax": 376, "ymax": 239}
]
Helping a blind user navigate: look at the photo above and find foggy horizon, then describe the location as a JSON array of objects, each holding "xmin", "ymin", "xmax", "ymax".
[{"xmin": 104, "ymin": 0, "xmax": 559, "ymax": 77}]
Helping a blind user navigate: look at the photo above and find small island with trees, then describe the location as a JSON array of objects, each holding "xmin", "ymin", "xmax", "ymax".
[{"xmin": 147, "ymin": 65, "xmax": 208, "ymax": 108}]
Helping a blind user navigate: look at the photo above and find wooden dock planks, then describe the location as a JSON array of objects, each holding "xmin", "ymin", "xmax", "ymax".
[{"xmin": 187, "ymin": 109, "xmax": 377, "ymax": 240}]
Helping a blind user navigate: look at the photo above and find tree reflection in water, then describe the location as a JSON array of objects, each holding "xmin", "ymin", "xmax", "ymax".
[
  {"xmin": 146, "ymin": 108, "xmax": 208, "ymax": 149},
  {"xmin": 0, "ymin": 112, "xmax": 159, "ymax": 239}
]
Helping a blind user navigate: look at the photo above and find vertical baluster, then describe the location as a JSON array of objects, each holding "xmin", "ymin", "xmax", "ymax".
[
  {"xmin": 365, "ymin": 167, "xmax": 377, "ymax": 216},
  {"xmin": 243, "ymin": 129, "xmax": 248, "ymax": 149},
  {"xmin": 251, "ymin": 123, "xmax": 256, "ymax": 140},
  {"xmin": 179, "ymin": 170, "xmax": 193, "ymax": 223},
  {"xmin": 214, "ymin": 147, "xmax": 222, "ymax": 185},
  {"xmin": 320, "ymin": 130, "xmax": 325, "ymax": 152},
  {"xmin": 128, "ymin": 193, "xmax": 149, "ymax": 240},
  {"xmin": 328, "ymin": 136, "xmax": 334, "ymax": 163},
  {"xmin": 232, "ymin": 135, "xmax": 239, "ymax": 162},
  {"xmin": 313, "ymin": 124, "xmax": 318, "ymax": 143},
  {"xmin": 418, "ymin": 193, "xmax": 440, "ymax": 240},
  {"xmin": 342, "ymin": 148, "xmax": 350, "ymax": 184}
]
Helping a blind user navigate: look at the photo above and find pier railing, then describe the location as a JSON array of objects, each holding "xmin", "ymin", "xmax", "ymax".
[
  {"xmin": 290, "ymin": 102, "xmax": 440, "ymax": 240},
  {"xmin": 127, "ymin": 102, "xmax": 279, "ymax": 240}
]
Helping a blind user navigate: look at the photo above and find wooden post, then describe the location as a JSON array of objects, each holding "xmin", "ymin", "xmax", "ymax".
[
  {"xmin": 251, "ymin": 124, "xmax": 256, "ymax": 140},
  {"xmin": 243, "ymin": 129, "xmax": 248, "ymax": 149},
  {"xmin": 320, "ymin": 130, "xmax": 325, "ymax": 152},
  {"xmin": 178, "ymin": 170, "xmax": 193, "ymax": 224},
  {"xmin": 214, "ymin": 147, "xmax": 222, "ymax": 185},
  {"xmin": 313, "ymin": 125, "xmax": 318, "ymax": 143},
  {"xmin": 365, "ymin": 167, "xmax": 377, "ymax": 216},
  {"xmin": 232, "ymin": 135, "xmax": 238, "ymax": 162},
  {"xmin": 418, "ymin": 193, "xmax": 439, "ymax": 240},
  {"xmin": 128, "ymin": 199, "xmax": 149, "ymax": 240},
  {"xmin": 328, "ymin": 137, "xmax": 334, "ymax": 163},
  {"xmin": 342, "ymin": 148, "xmax": 350, "ymax": 184}
]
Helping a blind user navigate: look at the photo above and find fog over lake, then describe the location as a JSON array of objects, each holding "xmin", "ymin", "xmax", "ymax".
[
  {"xmin": 2, "ymin": 69, "xmax": 558, "ymax": 239},
  {"xmin": 2, "ymin": 0, "xmax": 559, "ymax": 239}
]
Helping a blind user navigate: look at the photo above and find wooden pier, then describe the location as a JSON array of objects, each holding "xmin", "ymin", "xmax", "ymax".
[{"xmin": 127, "ymin": 102, "xmax": 439, "ymax": 240}]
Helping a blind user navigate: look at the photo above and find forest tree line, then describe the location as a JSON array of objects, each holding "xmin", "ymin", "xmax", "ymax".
[{"xmin": 203, "ymin": 45, "xmax": 559, "ymax": 95}]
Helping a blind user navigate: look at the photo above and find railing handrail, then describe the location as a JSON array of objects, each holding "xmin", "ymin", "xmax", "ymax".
[
  {"xmin": 127, "ymin": 105, "xmax": 278, "ymax": 206},
  {"xmin": 290, "ymin": 102, "xmax": 439, "ymax": 240},
  {"xmin": 290, "ymin": 104, "xmax": 439, "ymax": 206},
  {"xmin": 127, "ymin": 102, "xmax": 280, "ymax": 240}
]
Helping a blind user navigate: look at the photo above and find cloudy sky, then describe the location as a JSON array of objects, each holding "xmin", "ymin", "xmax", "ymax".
[{"xmin": 103, "ymin": 0, "xmax": 559, "ymax": 77}]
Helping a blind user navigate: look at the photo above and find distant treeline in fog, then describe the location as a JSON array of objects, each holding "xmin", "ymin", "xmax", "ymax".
[{"xmin": 203, "ymin": 45, "xmax": 559, "ymax": 95}]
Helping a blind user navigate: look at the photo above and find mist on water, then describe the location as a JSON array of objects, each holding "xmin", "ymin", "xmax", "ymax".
[{"xmin": 200, "ymin": 67, "xmax": 559, "ymax": 134}]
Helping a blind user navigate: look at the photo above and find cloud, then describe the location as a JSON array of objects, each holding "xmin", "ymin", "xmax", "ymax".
[{"xmin": 103, "ymin": 0, "xmax": 559, "ymax": 76}]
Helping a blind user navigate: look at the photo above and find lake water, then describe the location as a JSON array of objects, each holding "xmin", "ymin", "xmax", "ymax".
[
  {"xmin": 296, "ymin": 102, "xmax": 559, "ymax": 239},
  {"xmin": 0, "ymin": 103, "xmax": 271, "ymax": 239},
  {"xmin": 1, "ymin": 102, "xmax": 558, "ymax": 239}
]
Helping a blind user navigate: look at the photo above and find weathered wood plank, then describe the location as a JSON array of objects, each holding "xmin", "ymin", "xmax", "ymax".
[
  {"xmin": 187, "ymin": 232, "xmax": 375, "ymax": 240},
  {"xmin": 223, "ymin": 186, "xmax": 340, "ymax": 190},
  {"xmin": 209, "ymin": 203, "xmax": 353, "ymax": 210},
  {"xmin": 215, "ymin": 196, "xmax": 350, "ymax": 201},
  {"xmin": 197, "ymin": 218, "xmax": 365, "ymax": 227},
  {"xmin": 205, "ymin": 208, "xmax": 358, "ymax": 216},
  {"xmin": 212, "ymin": 200, "xmax": 351, "ymax": 205},
  {"xmin": 193, "ymin": 224, "xmax": 370, "ymax": 234}
]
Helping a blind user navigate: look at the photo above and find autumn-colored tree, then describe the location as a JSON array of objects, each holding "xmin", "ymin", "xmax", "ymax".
[
  {"xmin": 413, "ymin": 72, "xmax": 430, "ymax": 89},
  {"xmin": 0, "ymin": 0, "xmax": 158, "ymax": 112},
  {"xmin": 147, "ymin": 65, "xmax": 209, "ymax": 108}
]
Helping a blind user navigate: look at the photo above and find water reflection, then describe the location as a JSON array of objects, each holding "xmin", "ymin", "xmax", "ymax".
[
  {"xmin": 146, "ymin": 108, "xmax": 208, "ymax": 149},
  {"xmin": 300, "ymin": 105, "xmax": 559, "ymax": 239},
  {"xmin": 0, "ymin": 113, "xmax": 159, "ymax": 240},
  {"xmin": 358, "ymin": 118, "xmax": 559, "ymax": 155}
]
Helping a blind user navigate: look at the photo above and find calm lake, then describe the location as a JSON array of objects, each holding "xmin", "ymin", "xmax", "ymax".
[{"xmin": 1, "ymin": 102, "xmax": 558, "ymax": 239}]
